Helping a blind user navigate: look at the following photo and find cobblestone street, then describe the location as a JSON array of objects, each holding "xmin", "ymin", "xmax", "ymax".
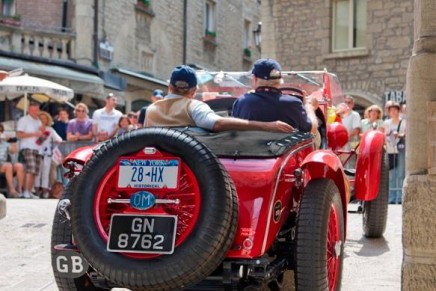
[{"xmin": 0, "ymin": 199, "xmax": 402, "ymax": 291}]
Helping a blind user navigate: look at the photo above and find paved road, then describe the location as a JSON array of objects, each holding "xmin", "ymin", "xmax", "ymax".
[{"xmin": 0, "ymin": 200, "xmax": 402, "ymax": 291}]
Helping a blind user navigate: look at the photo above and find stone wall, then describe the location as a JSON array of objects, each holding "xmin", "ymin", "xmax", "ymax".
[
  {"xmin": 73, "ymin": 0, "xmax": 260, "ymax": 81},
  {"xmin": 16, "ymin": 0, "xmax": 64, "ymax": 29},
  {"xmin": 262, "ymin": 0, "xmax": 414, "ymax": 107},
  {"xmin": 403, "ymin": 0, "xmax": 436, "ymax": 289}
]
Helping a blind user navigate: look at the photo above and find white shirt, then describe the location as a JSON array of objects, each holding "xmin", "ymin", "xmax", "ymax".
[
  {"xmin": 342, "ymin": 110, "xmax": 361, "ymax": 134},
  {"xmin": 92, "ymin": 107, "xmax": 123, "ymax": 135},
  {"xmin": 384, "ymin": 118, "xmax": 406, "ymax": 154},
  {"xmin": 38, "ymin": 127, "xmax": 63, "ymax": 156},
  {"xmin": 17, "ymin": 114, "xmax": 42, "ymax": 150}
]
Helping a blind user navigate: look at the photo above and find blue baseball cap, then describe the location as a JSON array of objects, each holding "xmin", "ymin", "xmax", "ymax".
[
  {"xmin": 152, "ymin": 89, "xmax": 164, "ymax": 98},
  {"xmin": 170, "ymin": 65, "xmax": 198, "ymax": 89},
  {"xmin": 252, "ymin": 58, "xmax": 282, "ymax": 80}
]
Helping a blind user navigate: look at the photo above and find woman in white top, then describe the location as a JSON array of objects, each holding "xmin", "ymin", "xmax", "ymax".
[
  {"xmin": 384, "ymin": 102, "xmax": 406, "ymax": 204},
  {"xmin": 360, "ymin": 105, "xmax": 385, "ymax": 137}
]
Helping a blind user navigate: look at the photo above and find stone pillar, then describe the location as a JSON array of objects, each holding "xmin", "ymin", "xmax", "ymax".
[
  {"xmin": 260, "ymin": 0, "xmax": 278, "ymax": 59},
  {"xmin": 72, "ymin": 0, "xmax": 95, "ymax": 67},
  {"xmin": 402, "ymin": 0, "xmax": 436, "ymax": 290}
]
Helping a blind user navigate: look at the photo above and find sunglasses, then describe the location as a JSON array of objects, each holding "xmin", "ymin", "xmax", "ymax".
[
  {"xmin": 128, "ymin": 115, "xmax": 138, "ymax": 119},
  {"xmin": 76, "ymin": 109, "xmax": 85, "ymax": 113}
]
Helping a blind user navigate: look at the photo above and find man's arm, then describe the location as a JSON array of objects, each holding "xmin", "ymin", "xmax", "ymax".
[
  {"xmin": 304, "ymin": 102, "xmax": 319, "ymax": 133},
  {"xmin": 212, "ymin": 117, "xmax": 293, "ymax": 133},
  {"xmin": 349, "ymin": 112, "xmax": 361, "ymax": 138},
  {"xmin": 16, "ymin": 131, "xmax": 42, "ymax": 139},
  {"xmin": 191, "ymin": 101, "xmax": 293, "ymax": 133}
]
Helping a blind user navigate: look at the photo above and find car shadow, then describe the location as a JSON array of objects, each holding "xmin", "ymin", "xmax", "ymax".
[{"xmin": 345, "ymin": 236, "xmax": 390, "ymax": 258}]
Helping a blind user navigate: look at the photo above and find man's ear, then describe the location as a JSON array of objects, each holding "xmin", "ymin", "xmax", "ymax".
[
  {"xmin": 251, "ymin": 76, "xmax": 257, "ymax": 87},
  {"xmin": 187, "ymin": 88, "xmax": 197, "ymax": 98}
]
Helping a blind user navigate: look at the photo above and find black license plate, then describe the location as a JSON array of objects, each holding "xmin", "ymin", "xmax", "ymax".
[{"xmin": 107, "ymin": 214, "xmax": 177, "ymax": 254}]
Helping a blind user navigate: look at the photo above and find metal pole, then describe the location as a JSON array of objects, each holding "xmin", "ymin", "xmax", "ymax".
[{"xmin": 183, "ymin": 0, "xmax": 187, "ymax": 64}]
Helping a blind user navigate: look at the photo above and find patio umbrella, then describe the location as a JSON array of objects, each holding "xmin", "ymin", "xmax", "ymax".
[{"xmin": 0, "ymin": 74, "xmax": 74, "ymax": 114}]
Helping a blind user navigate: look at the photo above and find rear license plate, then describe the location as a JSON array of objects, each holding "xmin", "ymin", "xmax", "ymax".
[
  {"xmin": 117, "ymin": 158, "xmax": 180, "ymax": 189},
  {"xmin": 107, "ymin": 214, "xmax": 177, "ymax": 254}
]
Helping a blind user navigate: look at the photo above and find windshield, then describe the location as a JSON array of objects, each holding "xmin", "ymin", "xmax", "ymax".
[{"xmin": 195, "ymin": 71, "xmax": 344, "ymax": 106}]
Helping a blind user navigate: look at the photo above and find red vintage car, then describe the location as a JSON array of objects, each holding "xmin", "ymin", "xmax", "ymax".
[{"xmin": 51, "ymin": 70, "xmax": 387, "ymax": 290}]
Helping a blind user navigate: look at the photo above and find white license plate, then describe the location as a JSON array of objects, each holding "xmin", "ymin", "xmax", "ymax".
[{"xmin": 118, "ymin": 158, "xmax": 180, "ymax": 189}]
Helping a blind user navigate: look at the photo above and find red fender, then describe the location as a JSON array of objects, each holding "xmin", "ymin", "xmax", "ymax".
[
  {"xmin": 301, "ymin": 150, "xmax": 350, "ymax": 234},
  {"xmin": 62, "ymin": 145, "xmax": 95, "ymax": 168},
  {"xmin": 354, "ymin": 130, "xmax": 385, "ymax": 201}
]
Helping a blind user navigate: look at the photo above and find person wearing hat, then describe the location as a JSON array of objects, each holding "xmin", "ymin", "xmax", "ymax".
[
  {"xmin": 360, "ymin": 104, "xmax": 385, "ymax": 137},
  {"xmin": 232, "ymin": 58, "xmax": 318, "ymax": 133},
  {"xmin": 92, "ymin": 93, "xmax": 123, "ymax": 142},
  {"xmin": 34, "ymin": 111, "xmax": 62, "ymax": 198},
  {"xmin": 16, "ymin": 100, "xmax": 43, "ymax": 198},
  {"xmin": 138, "ymin": 89, "xmax": 165, "ymax": 127},
  {"xmin": 144, "ymin": 65, "xmax": 292, "ymax": 133}
]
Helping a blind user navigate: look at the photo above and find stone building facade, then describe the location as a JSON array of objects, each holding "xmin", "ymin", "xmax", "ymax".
[
  {"xmin": 75, "ymin": 0, "xmax": 261, "ymax": 111},
  {"xmin": 261, "ymin": 0, "xmax": 414, "ymax": 110},
  {"xmin": 0, "ymin": 0, "xmax": 260, "ymax": 114}
]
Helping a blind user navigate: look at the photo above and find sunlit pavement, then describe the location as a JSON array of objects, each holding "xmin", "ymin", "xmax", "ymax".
[{"xmin": 0, "ymin": 199, "xmax": 401, "ymax": 291}]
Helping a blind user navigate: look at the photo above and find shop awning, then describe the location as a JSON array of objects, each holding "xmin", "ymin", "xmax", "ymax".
[
  {"xmin": 111, "ymin": 67, "xmax": 168, "ymax": 89},
  {"xmin": 0, "ymin": 56, "xmax": 105, "ymax": 96}
]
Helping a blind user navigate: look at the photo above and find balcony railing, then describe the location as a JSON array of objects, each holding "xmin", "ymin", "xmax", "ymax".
[{"xmin": 0, "ymin": 23, "xmax": 76, "ymax": 61}]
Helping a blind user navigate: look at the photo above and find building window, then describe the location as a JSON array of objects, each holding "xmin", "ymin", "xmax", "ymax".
[
  {"xmin": 332, "ymin": 0, "xmax": 367, "ymax": 51},
  {"xmin": 243, "ymin": 20, "xmax": 252, "ymax": 58},
  {"xmin": 1, "ymin": 0, "xmax": 15, "ymax": 16},
  {"xmin": 243, "ymin": 20, "xmax": 251, "ymax": 48},
  {"xmin": 204, "ymin": 1, "xmax": 216, "ymax": 38}
]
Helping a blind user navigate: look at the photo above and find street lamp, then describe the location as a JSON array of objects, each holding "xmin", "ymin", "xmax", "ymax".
[{"xmin": 253, "ymin": 22, "xmax": 262, "ymax": 53}]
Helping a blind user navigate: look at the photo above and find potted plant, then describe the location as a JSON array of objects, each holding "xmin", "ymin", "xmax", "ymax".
[
  {"xmin": 243, "ymin": 47, "xmax": 252, "ymax": 58},
  {"xmin": 0, "ymin": 14, "xmax": 21, "ymax": 26},
  {"xmin": 139, "ymin": 0, "xmax": 150, "ymax": 7},
  {"xmin": 204, "ymin": 30, "xmax": 217, "ymax": 41},
  {"xmin": 135, "ymin": 0, "xmax": 154, "ymax": 16}
]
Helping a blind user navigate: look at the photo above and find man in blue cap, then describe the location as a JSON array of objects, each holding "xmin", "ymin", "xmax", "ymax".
[
  {"xmin": 232, "ymin": 58, "xmax": 318, "ymax": 133},
  {"xmin": 145, "ymin": 65, "xmax": 292, "ymax": 133},
  {"xmin": 138, "ymin": 89, "xmax": 165, "ymax": 127}
]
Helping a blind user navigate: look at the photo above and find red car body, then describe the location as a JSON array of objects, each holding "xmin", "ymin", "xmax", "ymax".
[{"xmin": 52, "ymin": 70, "xmax": 387, "ymax": 291}]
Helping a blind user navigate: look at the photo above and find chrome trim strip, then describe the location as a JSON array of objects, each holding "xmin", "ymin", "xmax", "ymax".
[{"xmin": 107, "ymin": 198, "xmax": 180, "ymax": 204}]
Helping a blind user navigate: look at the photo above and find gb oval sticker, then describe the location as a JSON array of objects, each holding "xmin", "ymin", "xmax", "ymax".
[{"xmin": 130, "ymin": 191, "xmax": 156, "ymax": 210}]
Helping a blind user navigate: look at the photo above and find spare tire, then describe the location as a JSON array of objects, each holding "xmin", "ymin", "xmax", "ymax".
[{"xmin": 70, "ymin": 128, "xmax": 238, "ymax": 290}]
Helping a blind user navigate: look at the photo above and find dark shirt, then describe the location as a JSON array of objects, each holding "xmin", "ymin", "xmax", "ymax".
[
  {"xmin": 53, "ymin": 120, "xmax": 68, "ymax": 140},
  {"xmin": 138, "ymin": 106, "xmax": 148, "ymax": 126},
  {"xmin": 232, "ymin": 87, "xmax": 312, "ymax": 132}
]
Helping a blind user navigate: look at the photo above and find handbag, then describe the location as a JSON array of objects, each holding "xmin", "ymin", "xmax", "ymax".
[
  {"xmin": 396, "ymin": 119, "xmax": 405, "ymax": 151},
  {"xmin": 50, "ymin": 181, "xmax": 64, "ymax": 199},
  {"xmin": 388, "ymin": 153, "xmax": 398, "ymax": 170}
]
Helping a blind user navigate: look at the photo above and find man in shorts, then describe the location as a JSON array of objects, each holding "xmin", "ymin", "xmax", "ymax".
[{"xmin": 16, "ymin": 101, "xmax": 43, "ymax": 198}]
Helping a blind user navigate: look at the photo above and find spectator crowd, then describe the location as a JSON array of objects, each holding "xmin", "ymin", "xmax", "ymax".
[
  {"xmin": 335, "ymin": 97, "xmax": 407, "ymax": 204},
  {"xmin": 0, "ymin": 62, "xmax": 407, "ymax": 204},
  {"xmin": 0, "ymin": 92, "xmax": 151, "ymax": 199}
]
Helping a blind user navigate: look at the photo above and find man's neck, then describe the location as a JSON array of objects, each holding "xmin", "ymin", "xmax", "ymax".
[{"xmin": 104, "ymin": 106, "xmax": 114, "ymax": 113}]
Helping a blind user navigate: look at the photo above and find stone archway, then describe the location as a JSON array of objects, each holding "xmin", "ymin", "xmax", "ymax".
[{"xmin": 343, "ymin": 90, "xmax": 383, "ymax": 108}]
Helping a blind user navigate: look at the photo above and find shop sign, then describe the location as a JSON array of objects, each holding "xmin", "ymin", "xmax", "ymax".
[{"xmin": 384, "ymin": 90, "xmax": 406, "ymax": 104}]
